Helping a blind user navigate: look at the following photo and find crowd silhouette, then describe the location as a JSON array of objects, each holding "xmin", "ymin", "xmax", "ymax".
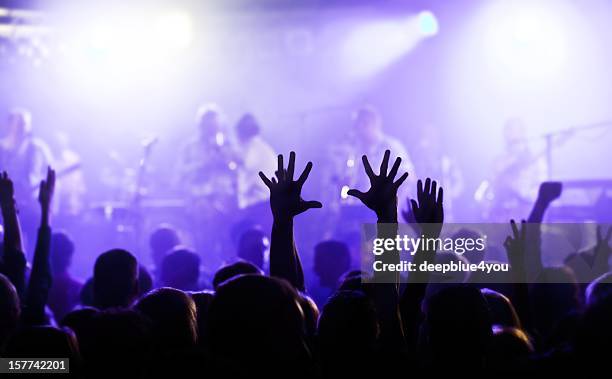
[{"xmin": 0, "ymin": 149, "xmax": 611, "ymax": 378}]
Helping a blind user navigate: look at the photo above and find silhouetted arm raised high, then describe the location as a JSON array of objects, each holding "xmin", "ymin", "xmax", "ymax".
[
  {"xmin": 0, "ymin": 172, "xmax": 27, "ymax": 298},
  {"xmin": 259, "ymin": 152, "xmax": 322, "ymax": 292},
  {"xmin": 22, "ymin": 167, "xmax": 55, "ymax": 325},
  {"xmin": 399, "ymin": 178, "xmax": 444, "ymax": 353},
  {"xmin": 348, "ymin": 150, "xmax": 410, "ymax": 352}
]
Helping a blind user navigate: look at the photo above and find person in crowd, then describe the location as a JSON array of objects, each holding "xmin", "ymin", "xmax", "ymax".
[
  {"xmin": 0, "ymin": 140, "xmax": 609, "ymax": 379},
  {"xmin": 212, "ymin": 260, "xmax": 263, "ymax": 290},
  {"xmin": 148, "ymin": 224, "xmax": 181, "ymax": 279},
  {"xmin": 92, "ymin": 249, "xmax": 139, "ymax": 310},
  {"xmin": 236, "ymin": 228, "xmax": 268, "ymax": 270},
  {"xmin": 0, "ymin": 273, "xmax": 20, "ymax": 352},
  {"xmin": 478, "ymin": 118, "xmax": 547, "ymax": 221},
  {"xmin": 0, "ymin": 109, "xmax": 54, "ymax": 247},
  {"xmin": 234, "ymin": 113, "xmax": 277, "ymax": 210},
  {"xmin": 160, "ymin": 247, "xmax": 201, "ymax": 291},
  {"xmin": 178, "ymin": 104, "xmax": 237, "ymax": 264},
  {"xmin": 48, "ymin": 231, "xmax": 82, "ymax": 320},
  {"xmin": 310, "ymin": 240, "xmax": 351, "ymax": 306},
  {"xmin": 0, "ymin": 109, "xmax": 53, "ymax": 206}
]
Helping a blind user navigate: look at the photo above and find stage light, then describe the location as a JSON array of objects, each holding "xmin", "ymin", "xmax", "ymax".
[
  {"xmin": 341, "ymin": 12, "xmax": 438, "ymax": 78},
  {"xmin": 341, "ymin": 185, "xmax": 350, "ymax": 199},
  {"xmin": 155, "ymin": 10, "xmax": 193, "ymax": 50},
  {"xmin": 418, "ymin": 11, "xmax": 438, "ymax": 36},
  {"xmin": 482, "ymin": 2, "xmax": 568, "ymax": 79}
]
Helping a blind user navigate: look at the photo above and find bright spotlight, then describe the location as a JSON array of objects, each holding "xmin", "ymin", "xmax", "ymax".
[
  {"xmin": 342, "ymin": 13, "xmax": 437, "ymax": 78},
  {"xmin": 482, "ymin": 2, "xmax": 568, "ymax": 79},
  {"xmin": 418, "ymin": 11, "xmax": 439, "ymax": 36},
  {"xmin": 155, "ymin": 10, "xmax": 193, "ymax": 50}
]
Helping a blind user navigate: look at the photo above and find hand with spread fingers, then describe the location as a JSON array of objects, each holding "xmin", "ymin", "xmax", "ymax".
[
  {"xmin": 259, "ymin": 152, "xmax": 322, "ymax": 222},
  {"xmin": 347, "ymin": 149, "xmax": 409, "ymax": 222}
]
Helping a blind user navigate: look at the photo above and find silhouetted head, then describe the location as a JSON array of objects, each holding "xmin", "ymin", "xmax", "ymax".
[
  {"xmin": 236, "ymin": 113, "xmax": 260, "ymax": 143},
  {"xmin": 212, "ymin": 261, "xmax": 263, "ymax": 290},
  {"xmin": 50, "ymin": 232, "xmax": 75, "ymax": 275},
  {"xmin": 135, "ymin": 287, "xmax": 197, "ymax": 352},
  {"xmin": 93, "ymin": 249, "xmax": 139, "ymax": 309},
  {"xmin": 481, "ymin": 288, "xmax": 521, "ymax": 328},
  {"xmin": 585, "ymin": 271, "xmax": 612, "ymax": 306},
  {"xmin": 149, "ymin": 225, "xmax": 180, "ymax": 270},
  {"xmin": 60, "ymin": 307, "xmax": 99, "ymax": 345},
  {"xmin": 0, "ymin": 273, "xmax": 20, "ymax": 352},
  {"xmin": 314, "ymin": 240, "xmax": 351, "ymax": 289},
  {"xmin": 4, "ymin": 326, "xmax": 80, "ymax": 360},
  {"xmin": 4, "ymin": 327, "xmax": 81, "ymax": 378},
  {"xmin": 81, "ymin": 310, "xmax": 153, "ymax": 379},
  {"xmin": 299, "ymin": 294, "xmax": 319, "ymax": 340},
  {"xmin": 338, "ymin": 270, "xmax": 368, "ymax": 292},
  {"xmin": 190, "ymin": 291, "xmax": 214, "ymax": 346},
  {"xmin": 207, "ymin": 275, "xmax": 311, "ymax": 377},
  {"xmin": 317, "ymin": 290, "xmax": 379, "ymax": 378},
  {"xmin": 318, "ymin": 290, "xmax": 379, "ymax": 353},
  {"xmin": 575, "ymin": 295, "xmax": 612, "ymax": 374},
  {"xmin": 425, "ymin": 252, "xmax": 470, "ymax": 298},
  {"xmin": 451, "ymin": 228, "xmax": 486, "ymax": 264},
  {"xmin": 531, "ymin": 267, "xmax": 581, "ymax": 340},
  {"xmin": 161, "ymin": 248, "xmax": 201, "ymax": 291},
  {"xmin": 237, "ymin": 228, "xmax": 268, "ymax": 269},
  {"xmin": 424, "ymin": 285, "xmax": 492, "ymax": 370},
  {"xmin": 487, "ymin": 326, "xmax": 534, "ymax": 374}
]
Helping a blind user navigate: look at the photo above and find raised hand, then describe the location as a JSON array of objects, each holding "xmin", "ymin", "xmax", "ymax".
[
  {"xmin": 259, "ymin": 152, "xmax": 322, "ymax": 221},
  {"xmin": 0, "ymin": 171, "xmax": 26, "ymax": 296},
  {"xmin": 38, "ymin": 167, "xmax": 56, "ymax": 225},
  {"xmin": 347, "ymin": 150, "xmax": 409, "ymax": 222},
  {"xmin": 409, "ymin": 178, "xmax": 444, "ymax": 238},
  {"xmin": 504, "ymin": 219, "xmax": 527, "ymax": 273},
  {"xmin": 528, "ymin": 181, "xmax": 562, "ymax": 223},
  {"xmin": 537, "ymin": 181, "xmax": 562, "ymax": 205},
  {"xmin": 0, "ymin": 171, "xmax": 15, "ymax": 207},
  {"xmin": 410, "ymin": 178, "xmax": 443, "ymax": 224}
]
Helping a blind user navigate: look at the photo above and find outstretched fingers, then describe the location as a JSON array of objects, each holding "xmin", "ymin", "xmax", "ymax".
[
  {"xmin": 394, "ymin": 172, "xmax": 409, "ymax": 188},
  {"xmin": 297, "ymin": 161, "xmax": 313, "ymax": 187},
  {"xmin": 388, "ymin": 156, "xmax": 401, "ymax": 180},
  {"xmin": 424, "ymin": 178, "xmax": 431, "ymax": 197},
  {"xmin": 303, "ymin": 200, "xmax": 323, "ymax": 209},
  {"xmin": 362, "ymin": 155, "xmax": 375, "ymax": 180},
  {"xmin": 379, "ymin": 149, "xmax": 390, "ymax": 176},
  {"xmin": 437, "ymin": 186, "xmax": 444, "ymax": 205},
  {"xmin": 276, "ymin": 154, "xmax": 285, "ymax": 181},
  {"xmin": 347, "ymin": 189, "xmax": 365, "ymax": 202},
  {"xmin": 287, "ymin": 151, "xmax": 296, "ymax": 181},
  {"xmin": 417, "ymin": 179, "xmax": 424, "ymax": 203},
  {"xmin": 510, "ymin": 219, "xmax": 519, "ymax": 239},
  {"xmin": 259, "ymin": 171, "xmax": 273, "ymax": 188}
]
